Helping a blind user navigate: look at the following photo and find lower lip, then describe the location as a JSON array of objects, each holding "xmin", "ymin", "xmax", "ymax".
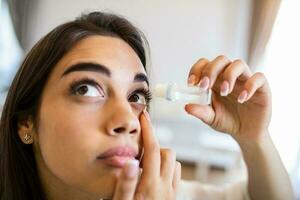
[{"xmin": 97, "ymin": 156, "xmax": 135, "ymax": 168}]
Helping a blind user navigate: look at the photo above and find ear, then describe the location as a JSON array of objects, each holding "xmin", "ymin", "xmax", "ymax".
[{"xmin": 18, "ymin": 116, "xmax": 34, "ymax": 144}]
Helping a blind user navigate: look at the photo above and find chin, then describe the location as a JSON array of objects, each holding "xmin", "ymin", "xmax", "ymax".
[{"xmin": 80, "ymin": 169, "xmax": 120, "ymax": 199}]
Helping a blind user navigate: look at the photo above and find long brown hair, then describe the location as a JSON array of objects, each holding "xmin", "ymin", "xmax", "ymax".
[{"xmin": 0, "ymin": 11, "xmax": 148, "ymax": 200}]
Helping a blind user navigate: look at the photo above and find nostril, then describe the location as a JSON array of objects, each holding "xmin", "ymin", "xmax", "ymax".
[
  {"xmin": 112, "ymin": 127, "xmax": 138, "ymax": 135},
  {"xmin": 129, "ymin": 129, "xmax": 137, "ymax": 134},
  {"xmin": 113, "ymin": 127, "xmax": 126, "ymax": 133}
]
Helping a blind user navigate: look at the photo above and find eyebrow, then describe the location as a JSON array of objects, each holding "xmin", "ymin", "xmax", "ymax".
[{"xmin": 61, "ymin": 62, "xmax": 149, "ymax": 86}]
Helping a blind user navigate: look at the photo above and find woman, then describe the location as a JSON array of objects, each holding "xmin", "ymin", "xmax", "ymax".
[{"xmin": 0, "ymin": 11, "xmax": 294, "ymax": 200}]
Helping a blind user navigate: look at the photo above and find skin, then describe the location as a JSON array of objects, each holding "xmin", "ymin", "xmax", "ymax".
[{"xmin": 17, "ymin": 36, "xmax": 294, "ymax": 199}]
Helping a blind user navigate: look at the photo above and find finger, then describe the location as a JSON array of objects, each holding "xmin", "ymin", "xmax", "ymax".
[
  {"xmin": 139, "ymin": 110, "xmax": 160, "ymax": 177},
  {"xmin": 184, "ymin": 102, "xmax": 216, "ymax": 126},
  {"xmin": 198, "ymin": 55, "xmax": 231, "ymax": 90},
  {"xmin": 187, "ymin": 58, "xmax": 210, "ymax": 86},
  {"xmin": 160, "ymin": 148, "xmax": 176, "ymax": 183},
  {"xmin": 220, "ymin": 59, "xmax": 252, "ymax": 96},
  {"xmin": 237, "ymin": 72, "xmax": 268, "ymax": 104},
  {"xmin": 172, "ymin": 161, "xmax": 181, "ymax": 191},
  {"xmin": 113, "ymin": 160, "xmax": 139, "ymax": 200}
]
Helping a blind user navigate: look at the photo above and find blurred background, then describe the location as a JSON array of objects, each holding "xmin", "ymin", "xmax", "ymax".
[{"xmin": 0, "ymin": 0, "xmax": 299, "ymax": 198}]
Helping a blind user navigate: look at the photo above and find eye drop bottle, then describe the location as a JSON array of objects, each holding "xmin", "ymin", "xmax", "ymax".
[{"xmin": 154, "ymin": 83, "xmax": 212, "ymax": 105}]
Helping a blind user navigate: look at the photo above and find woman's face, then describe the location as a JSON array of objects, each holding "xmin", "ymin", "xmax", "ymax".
[{"xmin": 32, "ymin": 36, "xmax": 149, "ymax": 198}]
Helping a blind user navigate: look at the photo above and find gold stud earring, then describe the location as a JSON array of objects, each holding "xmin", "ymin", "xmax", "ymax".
[{"xmin": 24, "ymin": 133, "xmax": 32, "ymax": 142}]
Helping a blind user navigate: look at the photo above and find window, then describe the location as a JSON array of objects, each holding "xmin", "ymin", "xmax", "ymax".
[
  {"xmin": 263, "ymin": 0, "xmax": 300, "ymax": 196},
  {"xmin": 0, "ymin": 0, "xmax": 23, "ymax": 104}
]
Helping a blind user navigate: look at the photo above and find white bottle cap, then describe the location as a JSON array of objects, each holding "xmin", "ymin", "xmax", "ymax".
[{"xmin": 154, "ymin": 84, "xmax": 168, "ymax": 98}]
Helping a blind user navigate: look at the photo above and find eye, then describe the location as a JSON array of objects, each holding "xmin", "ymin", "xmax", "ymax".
[
  {"xmin": 128, "ymin": 88, "xmax": 152, "ymax": 105},
  {"xmin": 129, "ymin": 93, "xmax": 146, "ymax": 104},
  {"xmin": 70, "ymin": 78, "xmax": 104, "ymax": 98},
  {"xmin": 75, "ymin": 84, "xmax": 102, "ymax": 97}
]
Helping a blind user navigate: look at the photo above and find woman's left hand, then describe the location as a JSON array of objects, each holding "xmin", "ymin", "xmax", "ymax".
[
  {"xmin": 185, "ymin": 55, "xmax": 272, "ymax": 142},
  {"xmin": 134, "ymin": 110, "xmax": 181, "ymax": 200}
]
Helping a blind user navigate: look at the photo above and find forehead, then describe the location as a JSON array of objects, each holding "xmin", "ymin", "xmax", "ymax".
[{"xmin": 52, "ymin": 35, "xmax": 146, "ymax": 81}]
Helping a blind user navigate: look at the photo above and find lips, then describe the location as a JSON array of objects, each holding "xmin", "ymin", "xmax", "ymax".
[{"xmin": 97, "ymin": 146, "xmax": 139, "ymax": 168}]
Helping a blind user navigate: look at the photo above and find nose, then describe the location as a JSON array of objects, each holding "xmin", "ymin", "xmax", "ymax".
[{"xmin": 105, "ymin": 100, "xmax": 141, "ymax": 136}]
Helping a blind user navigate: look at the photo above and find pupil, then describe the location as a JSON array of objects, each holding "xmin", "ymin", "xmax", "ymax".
[
  {"xmin": 77, "ymin": 86, "xmax": 88, "ymax": 95},
  {"xmin": 131, "ymin": 94, "xmax": 139, "ymax": 102}
]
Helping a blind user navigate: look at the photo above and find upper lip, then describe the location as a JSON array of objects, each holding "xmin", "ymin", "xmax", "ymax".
[{"xmin": 97, "ymin": 146, "xmax": 139, "ymax": 159}]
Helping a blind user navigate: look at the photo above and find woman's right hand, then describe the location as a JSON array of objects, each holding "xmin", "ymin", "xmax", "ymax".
[{"xmin": 112, "ymin": 110, "xmax": 181, "ymax": 200}]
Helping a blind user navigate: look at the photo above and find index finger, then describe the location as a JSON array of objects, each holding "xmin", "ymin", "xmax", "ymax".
[{"xmin": 139, "ymin": 110, "xmax": 160, "ymax": 177}]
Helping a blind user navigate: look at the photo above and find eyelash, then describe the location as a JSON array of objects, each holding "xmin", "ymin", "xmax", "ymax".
[
  {"xmin": 131, "ymin": 88, "xmax": 153, "ymax": 105},
  {"xmin": 69, "ymin": 78, "xmax": 153, "ymax": 104}
]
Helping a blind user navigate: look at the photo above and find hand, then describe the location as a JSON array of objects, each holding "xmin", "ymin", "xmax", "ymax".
[
  {"xmin": 185, "ymin": 55, "xmax": 272, "ymax": 142},
  {"xmin": 112, "ymin": 160, "xmax": 140, "ymax": 200},
  {"xmin": 112, "ymin": 110, "xmax": 181, "ymax": 200},
  {"xmin": 136, "ymin": 110, "xmax": 181, "ymax": 199}
]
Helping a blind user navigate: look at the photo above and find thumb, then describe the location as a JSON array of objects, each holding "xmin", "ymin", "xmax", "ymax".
[
  {"xmin": 112, "ymin": 159, "xmax": 139, "ymax": 200},
  {"xmin": 185, "ymin": 104, "xmax": 215, "ymax": 125}
]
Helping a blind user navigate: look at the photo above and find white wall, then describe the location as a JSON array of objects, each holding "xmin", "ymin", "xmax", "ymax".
[{"xmin": 26, "ymin": 0, "xmax": 253, "ymax": 85}]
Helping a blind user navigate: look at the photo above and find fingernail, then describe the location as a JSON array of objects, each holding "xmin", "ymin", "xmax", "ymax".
[
  {"xmin": 238, "ymin": 90, "xmax": 248, "ymax": 104},
  {"xmin": 188, "ymin": 74, "xmax": 196, "ymax": 86},
  {"xmin": 199, "ymin": 76, "xmax": 209, "ymax": 90},
  {"xmin": 220, "ymin": 81, "xmax": 229, "ymax": 96},
  {"xmin": 143, "ymin": 110, "xmax": 151, "ymax": 121},
  {"xmin": 124, "ymin": 159, "xmax": 139, "ymax": 178}
]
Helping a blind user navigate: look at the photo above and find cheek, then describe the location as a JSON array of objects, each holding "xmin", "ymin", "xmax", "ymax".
[
  {"xmin": 38, "ymin": 106, "xmax": 93, "ymax": 175},
  {"xmin": 35, "ymin": 102, "xmax": 117, "ymax": 196}
]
